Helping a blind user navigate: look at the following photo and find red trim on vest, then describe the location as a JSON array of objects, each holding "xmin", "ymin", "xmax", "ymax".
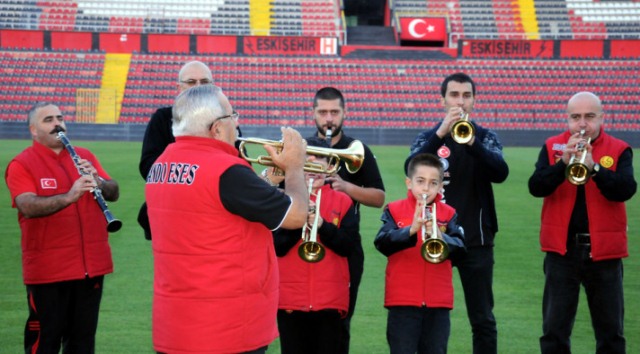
[
  {"xmin": 541, "ymin": 130, "xmax": 629, "ymax": 260},
  {"xmin": 386, "ymin": 192, "xmax": 456, "ymax": 308}
]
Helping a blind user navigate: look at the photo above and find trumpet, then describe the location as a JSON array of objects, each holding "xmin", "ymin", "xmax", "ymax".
[
  {"xmin": 565, "ymin": 129, "xmax": 592, "ymax": 185},
  {"xmin": 298, "ymin": 178, "xmax": 325, "ymax": 263},
  {"xmin": 451, "ymin": 112, "xmax": 474, "ymax": 144},
  {"xmin": 237, "ymin": 137, "xmax": 364, "ymax": 175},
  {"xmin": 420, "ymin": 194, "xmax": 449, "ymax": 263},
  {"xmin": 54, "ymin": 127, "xmax": 122, "ymax": 233}
]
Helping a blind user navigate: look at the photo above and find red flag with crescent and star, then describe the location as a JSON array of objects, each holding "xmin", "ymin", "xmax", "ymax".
[
  {"xmin": 40, "ymin": 178, "xmax": 57, "ymax": 189},
  {"xmin": 399, "ymin": 17, "xmax": 447, "ymax": 41}
]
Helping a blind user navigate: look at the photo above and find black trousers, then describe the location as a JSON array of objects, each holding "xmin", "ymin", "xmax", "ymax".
[
  {"xmin": 277, "ymin": 309, "xmax": 343, "ymax": 354},
  {"xmin": 387, "ymin": 306, "xmax": 451, "ymax": 354},
  {"xmin": 452, "ymin": 247, "xmax": 497, "ymax": 354},
  {"xmin": 24, "ymin": 276, "xmax": 104, "ymax": 354},
  {"xmin": 338, "ymin": 242, "xmax": 364, "ymax": 354}
]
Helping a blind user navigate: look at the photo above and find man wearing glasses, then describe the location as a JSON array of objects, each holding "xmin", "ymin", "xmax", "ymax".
[
  {"xmin": 146, "ymin": 85, "xmax": 309, "ymax": 354},
  {"xmin": 138, "ymin": 60, "xmax": 214, "ymax": 240}
]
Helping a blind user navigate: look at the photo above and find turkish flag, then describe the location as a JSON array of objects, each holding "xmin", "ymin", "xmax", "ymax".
[
  {"xmin": 41, "ymin": 178, "xmax": 57, "ymax": 189},
  {"xmin": 400, "ymin": 17, "xmax": 447, "ymax": 41}
]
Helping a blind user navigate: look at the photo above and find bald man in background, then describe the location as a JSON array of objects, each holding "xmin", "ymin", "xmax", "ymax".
[{"xmin": 137, "ymin": 61, "xmax": 215, "ymax": 239}]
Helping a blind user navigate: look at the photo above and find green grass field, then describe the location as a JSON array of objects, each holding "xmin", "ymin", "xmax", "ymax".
[{"xmin": 1, "ymin": 139, "xmax": 638, "ymax": 353}]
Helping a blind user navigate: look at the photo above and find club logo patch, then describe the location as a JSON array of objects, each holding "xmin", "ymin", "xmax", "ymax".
[
  {"xmin": 437, "ymin": 146, "xmax": 450, "ymax": 158},
  {"xmin": 439, "ymin": 158, "xmax": 449, "ymax": 171},
  {"xmin": 41, "ymin": 178, "xmax": 57, "ymax": 189},
  {"xmin": 599, "ymin": 156, "xmax": 614, "ymax": 168}
]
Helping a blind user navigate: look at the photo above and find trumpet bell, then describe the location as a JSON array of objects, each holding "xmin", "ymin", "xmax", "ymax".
[
  {"xmin": 298, "ymin": 241, "xmax": 326, "ymax": 263},
  {"xmin": 333, "ymin": 140, "xmax": 364, "ymax": 174},
  {"xmin": 421, "ymin": 238, "xmax": 449, "ymax": 264},
  {"xmin": 566, "ymin": 163, "xmax": 590, "ymax": 185},
  {"xmin": 565, "ymin": 131, "xmax": 591, "ymax": 186},
  {"xmin": 451, "ymin": 120, "xmax": 474, "ymax": 144}
]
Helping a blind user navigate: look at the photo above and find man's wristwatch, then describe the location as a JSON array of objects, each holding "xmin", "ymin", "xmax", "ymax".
[
  {"xmin": 591, "ymin": 163, "xmax": 601, "ymax": 176},
  {"xmin": 261, "ymin": 168, "xmax": 277, "ymax": 186}
]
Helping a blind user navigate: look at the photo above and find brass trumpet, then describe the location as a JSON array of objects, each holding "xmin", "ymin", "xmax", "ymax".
[
  {"xmin": 237, "ymin": 137, "xmax": 364, "ymax": 175},
  {"xmin": 565, "ymin": 129, "xmax": 592, "ymax": 185},
  {"xmin": 298, "ymin": 178, "xmax": 325, "ymax": 263},
  {"xmin": 451, "ymin": 112, "xmax": 474, "ymax": 144},
  {"xmin": 420, "ymin": 194, "xmax": 449, "ymax": 264}
]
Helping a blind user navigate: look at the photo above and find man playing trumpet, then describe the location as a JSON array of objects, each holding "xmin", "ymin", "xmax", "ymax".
[
  {"xmin": 405, "ymin": 73, "xmax": 508, "ymax": 354},
  {"xmin": 528, "ymin": 91, "xmax": 637, "ymax": 354},
  {"xmin": 272, "ymin": 137, "xmax": 359, "ymax": 354},
  {"xmin": 145, "ymin": 85, "xmax": 309, "ymax": 354},
  {"xmin": 375, "ymin": 153, "xmax": 465, "ymax": 354}
]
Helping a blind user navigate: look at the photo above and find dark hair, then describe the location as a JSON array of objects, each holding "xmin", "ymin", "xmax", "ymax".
[
  {"xmin": 407, "ymin": 153, "xmax": 444, "ymax": 180},
  {"xmin": 440, "ymin": 72, "xmax": 476, "ymax": 98},
  {"xmin": 313, "ymin": 87, "xmax": 345, "ymax": 109}
]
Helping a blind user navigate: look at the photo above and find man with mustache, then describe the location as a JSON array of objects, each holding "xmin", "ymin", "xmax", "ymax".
[{"xmin": 5, "ymin": 102, "xmax": 120, "ymax": 353}]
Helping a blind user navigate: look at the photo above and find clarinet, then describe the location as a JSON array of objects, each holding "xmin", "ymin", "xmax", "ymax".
[{"xmin": 54, "ymin": 127, "xmax": 122, "ymax": 233}]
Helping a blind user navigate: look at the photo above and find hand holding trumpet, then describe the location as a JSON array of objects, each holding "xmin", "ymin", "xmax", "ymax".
[
  {"xmin": 307, "ymin": 199, "xmax": 324, "ymax": 229},
  {"xmin": 263, "ymin": 127, "xmax": 307, "ymax": 175},
  {"xmin": 437, "ymin": 107, "xmax": 475, "ymax": 145},
  {"xmin": 562, "ymin": 130, "xmax": 594, "ymax": 168},
  {"xmin": 409, "ymin": 195, "xmax": 439, "ymax": 239}
]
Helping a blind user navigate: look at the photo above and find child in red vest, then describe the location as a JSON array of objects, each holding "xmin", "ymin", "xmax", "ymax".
[
  {"xmin": 272, "ymin": 137, "xmax": 358, "ymax": 354},
  {"xmin": 375, "ymin": 153, "xmax": 465, "ymax": 354}
]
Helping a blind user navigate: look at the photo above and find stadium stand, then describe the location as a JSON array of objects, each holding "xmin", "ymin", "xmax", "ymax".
[
  {"xmin": 391, "ymin": 0, "xmax": 640, "ymax": 41},
  {"xmin": 0, "ymin": 50, "xmax": 104, "ymax": 121},
  {"xmin": 0, "ymin": 0, "xmax": 342, "ymax": 37},
  {"xmin": 0, "ymin": 0, "xmax": 638, "ymax": 134},
  {"xmin": 2, "ymin": 49, "xmax": 637, "ymax": 131}
]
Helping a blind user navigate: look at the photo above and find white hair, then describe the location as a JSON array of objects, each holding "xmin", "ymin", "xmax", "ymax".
[{"xmin": 172, "ymin": 85, "xmax": 225, "ymax": 137}]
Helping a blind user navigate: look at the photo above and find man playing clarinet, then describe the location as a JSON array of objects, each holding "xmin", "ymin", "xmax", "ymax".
[{"xmin": 4, "ymin": 102, "xmax": 120, "ymax": 353}]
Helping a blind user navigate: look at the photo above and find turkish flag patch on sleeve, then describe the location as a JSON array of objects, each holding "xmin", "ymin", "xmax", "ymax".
[{"xmin": 40, "ymin": 178, "xmax": 57, "ymax": 189}]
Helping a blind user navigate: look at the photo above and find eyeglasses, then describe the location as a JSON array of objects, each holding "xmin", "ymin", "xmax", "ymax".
[
  {"xmin": 216, "ymin": 111, "xmax": 239, "ymax": 122},
  {"xmin": 209, "ymin": 111, "xmax": 239, "ymax": 130},
  {"xmin": 180, "ymin": 78, "xmax": 213, "ymax": 86}
]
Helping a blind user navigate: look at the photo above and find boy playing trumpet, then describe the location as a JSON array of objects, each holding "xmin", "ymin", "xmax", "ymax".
[{"xmin": 375, "ymin": 153, "xmax": 465, "ymax": 354}]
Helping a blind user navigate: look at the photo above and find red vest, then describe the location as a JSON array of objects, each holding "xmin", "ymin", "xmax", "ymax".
[
  {"xmin": 145, "ymin": 136, "xmax": 279, "ymax": 354},
  {"xmin": 277, "ymin": 184, "xmax": 351, "ymax": 313},
  {"xmin": 386, "ymin": 193, "xmax": 456, "ymax": 308},
  {"xmin": 9, "ymin": 141, "xmax": 112, "ymax": 284},
  {"xmin": 541, "ymin": 130, "xmax": 630, "ymax": 261}
]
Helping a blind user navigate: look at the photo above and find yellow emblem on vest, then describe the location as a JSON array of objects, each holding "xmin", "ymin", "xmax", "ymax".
[{"xmin": 599, "ymin": 156, "xmax": 614, "ymax": 168}]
